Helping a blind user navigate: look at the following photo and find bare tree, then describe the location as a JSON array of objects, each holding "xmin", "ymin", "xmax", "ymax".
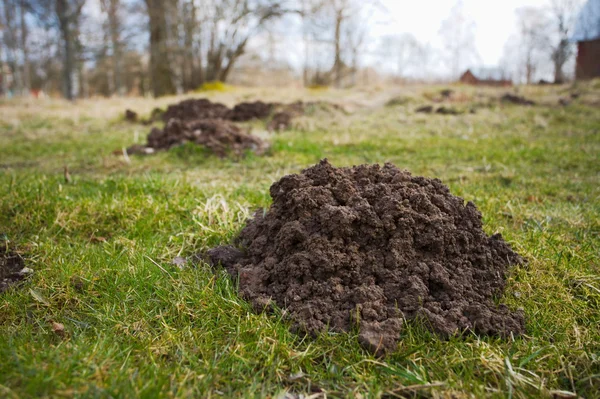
[
  {"xmin": 305, "ymin": 0, "xmax": 380, "ymax": 88},
  {"xmin": 439, "ymin": 0, "xmax": 479, "ymax": 79},
  {"xmin": 204, "ymin": 0, "xmax": 289, "ymax": 83},
  {"xmin": 515, "ymin": 7, "xmax": 551, "ymax": 84},
  {"xmin": 20, "ymin": 0, "xmax": 31, "ymax": 93},
  {"xmin": 100, "ymin": 0, "xmax": 125, "ymax": 95},
  {"xmin": 54, "ymin": 0, "xmax": 86, "ymax": 100},
  {"xmin": 378, "ymin": 33, "xmax": 424, "ymax": 79},
  {"xmin": 144, "ymin": 0, "xmax": 175, "ymax": 96},
  {"xmin": 181, "ymin": 0, "xmax": 200, "ymax": 90},
  {"xmin": 1, "ymin": 0, "xmax": 24, "ymax": 94},
  {"xmin": 549, "ymin": 0, "xmax": 582, "ymax": 83}
]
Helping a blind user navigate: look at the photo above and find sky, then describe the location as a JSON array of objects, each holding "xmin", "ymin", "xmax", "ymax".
[
  {"xmin": 83, "ymin": 0, "xmax": 578, "ymax": 79},
  {"xmin": 260, "ymin": 0, "xmax": 566, "ymax": 79},
  {"xmin": 373, "ymin": 0, "xmax": 551, "ymax": 68}
]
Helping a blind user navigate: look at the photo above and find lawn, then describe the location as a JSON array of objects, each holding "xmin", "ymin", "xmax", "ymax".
[{"xmin": 1, "ymin": 84, "xmax": 599, "ymax": 398}]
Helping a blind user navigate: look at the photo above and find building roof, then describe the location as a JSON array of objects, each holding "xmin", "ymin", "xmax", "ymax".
[
  {"xmin": 573, "ymin": 0, "xmax": 600, "ymax": 42},
  {"xmin": 467, "ymin": 67, "xmax": 511, "ymax": 82}
]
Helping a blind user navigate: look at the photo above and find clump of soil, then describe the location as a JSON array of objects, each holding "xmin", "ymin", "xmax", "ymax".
[
  {"xmin": 144, "ymin": 118, "xmax": 268, "ymax": 157},
  {"xmin": 268, "ymin": 112, "xmax": 294, "ymax": 132},
  {"xmin": 501, "ymin": 94, "xmax": 536, "ymax": 106},
  {"xmin": 125, "ymin": 109, "xmax": 138, "ymax": 122},
  {"xmin": 1, "ymin": 245, "xmax": 30, "ymax": 294},
  {"xmin": 435, "ymin": 106, "xmax": 462, "ymax": 115},
  {"xmin": 162, "ymin": 98, "xmax": 230, "ymax": 122},
  {"xmin": 205, "ymin": 160, "xmax": 525, "ymax": 355},
  {"xmin": 227, "ymin": 101, "xmax": 276, "ymax": 122},
  {"xmin": 415, "ymin": 105, "xmax": 465, "ymax": 115},
  {"xmin": 440, "ymin": 89, "xmax": 454, "ymax": 99},
  {"xmin": 415, "ymin": 105, "xmax": 434, "ymax": 114}
]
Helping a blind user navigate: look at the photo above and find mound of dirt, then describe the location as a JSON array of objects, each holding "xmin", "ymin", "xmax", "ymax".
[
  {"xmin": 142, "ymin": 118, "xmax": 267, "ymax": 157},
  {"xmin": 267, "ymin": 112, "xmax": 294, "ymax": 132},
  {"xmin": 205, "ymin": 160, "xmax": 525, "ymax": 355},
  {"xmin": 125, "ymin": 109, "xmax": 138, "ymax": 122},
  {"xmin": 227, "ymin": 101, "xmax": 276, "ymax": 122},
  {"xmin": 435, "ymin": 106, "xmax": 462, "ymax": 115},
  {"xmin": 440, "ymin": 89, "xmax": 454, "ymax": 99},
  {"xmin": 415, "ymin": 105, "xmax": 465, "ymax": 115},
  {"xmin": 1, "ymin": 245, "xmax": 30, "ymax": 294},
  {"xmin": 501, "ymin": 94, "xmax": 535, "ymax": 106},
  {"xmin": 162, "ymin": 98, "xmax": 230, "ymax": 122},
  {"xmin": 415, "ymin": 105, "xmax": 434, "ymax": 114}
]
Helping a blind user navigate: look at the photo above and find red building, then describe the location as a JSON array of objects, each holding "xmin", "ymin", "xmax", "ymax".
[
  {"xmin": 573, "ymin": 0, "xmax": 600, "ymax": 80},
  {"xmin": 459, "ymin": 69, "xmax": 512, "ymax": 87},
  {"xmin": 576, "ymin": 39, "xmax": 600, "ymax": 79}
]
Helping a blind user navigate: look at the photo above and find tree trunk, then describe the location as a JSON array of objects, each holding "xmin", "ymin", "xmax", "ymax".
[
  {"xmin": 552, "ymin": 39, "xmax": 569, "ymax": 84},
  {"xmin": 56, "ymin": 0, "xmax": 75, "ymax": 100},
  {"xmin": 333, "ymin": 8, "xmax": 343, "ymax": 88},
  {"xmin": 107, "ymin": 0, "xmax": 124, "ymax": 95},
  {"xmin": 20, "ymin": 0, "xmax": 30, "ymax": 93},
  {"xmin": 145, "ymin": 0, "xmax": 175, "ymax": 97},
  {"xmin": 2, "ymin": 0, "xmax": 23, "ymax": 95},
  {"xmin": 182, "ymin": 0, "xmax": 196, "ymax": 91}
]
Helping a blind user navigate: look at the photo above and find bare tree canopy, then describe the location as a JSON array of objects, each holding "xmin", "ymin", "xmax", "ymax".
[{"xmin": 0, "ymin": 0, "xmax": 591, "ymax": 99}]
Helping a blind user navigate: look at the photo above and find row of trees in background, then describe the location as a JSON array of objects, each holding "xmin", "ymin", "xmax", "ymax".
[
  {"xmin": 0, "ymin": 0, "xmax": 385, "ymax": 98},
  {"xmin": 0, "ymin": 0, "xmax": 590, "ymax": 99},
  {"xmin": 503, "ymin": 0, "xmax": 584, "ymax": 84}
]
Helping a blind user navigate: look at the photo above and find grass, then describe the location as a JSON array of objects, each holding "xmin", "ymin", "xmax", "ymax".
[{"xmin": 1, "ymin": 84, "xmax": 599, "ymax": 398}]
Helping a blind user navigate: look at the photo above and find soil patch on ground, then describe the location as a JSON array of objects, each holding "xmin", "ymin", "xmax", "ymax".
[
  {"xmin": 204, "ymin": 160, "xmax": 525, "ymax": 355},
  {"xmin": 162, "ymin": 99, "xmax": 231, "ymax": 122},
  {"xmin": 227, "ymin": 101, "xmax": 276, "ymax": 122},
  {"xmin": 1, "ymin": 245, "xmax": 30, "ymax": 294},
  {"xmin": 415, "ymin": 105, "xmax": 467, "ymax": 115},
  {"xmin": 136, "ymin": 118, "xmax": 268, "ymax": 157},
  {"xmin": 123, "ymin": 99, "xmax": 343, "ymax": 156},
  {"xmin": 267, "ymin": 111, "xmax": 294, "ymax": 132},
  {"xmin": 416, "ymin": 105, "xmax": 434, "ymax": 114},
  {"xmin": 125, "ymin": 109, "xmax": 138, "ymax": 122},
  {"xmin": 501, "ymin": 94, "xmax": 536, "ymax": 106}
]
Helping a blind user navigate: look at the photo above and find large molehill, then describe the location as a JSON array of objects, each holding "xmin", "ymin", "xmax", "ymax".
[{"xmin": 205, "ymin": 160, "xmax": 525, "ymax": 355}]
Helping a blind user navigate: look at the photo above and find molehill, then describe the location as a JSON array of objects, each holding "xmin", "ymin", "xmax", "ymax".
[
  {"xmin": 1, "ymin": 245, "xmax": 30, "ymax": 294},
  {"xmin": 205, "ymin": 160, "xmax": 525, "ymax": 355}
]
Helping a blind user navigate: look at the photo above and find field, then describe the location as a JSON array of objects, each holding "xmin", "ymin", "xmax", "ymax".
[{"xmin": 1, "ymin": 83, "xmax": 599, "ymax": 398}]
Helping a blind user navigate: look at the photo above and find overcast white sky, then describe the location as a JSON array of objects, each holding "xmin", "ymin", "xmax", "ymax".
[
  {"xmin": 263, "ymin": 0, "xmax": 565, "ymax": 78},
  {"xmin": 374, "ymin": 0, "xmax": 551, "ymax": 66},
  {"xmin": 85, "ymin": 0, "xmax": 575, "ymax": 78}
]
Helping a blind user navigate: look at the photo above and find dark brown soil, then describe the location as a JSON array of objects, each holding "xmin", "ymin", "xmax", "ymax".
[
  {"xmin": 501, "ymin": 94, "xmax": 536, "ymax": 106},
  {"xmin": 416, "ymin": 105, "xmax": 434, "ymax": 114},
  {"xmin": 440, "ymin": 89, "xmax": 454, "ymax": 99},
  {"xmin": 205, "ymin": 160, "xmax": 525, "ymax": 355},
  {"xmin": 0, "ymin": 245, "xmax": 29, "ymax": 294},
  {"xmin": 267, "ymin": 112, "xmax": 293, "ymax": 132},
  {"xmin": 435, "ymin": 106, "xmax": 462, "ymax": 115},
  {"xmin": 125, "ymin": 109, "xmax": 138, "ymax": 122},
  {"xmin": 226, "ymin": 101, "xmax": 276, "ymax": 122},
  {"xmin": 162, "ymin": 99, "xmax": 230, "ymax": 122},
  {"xmin": 145, "ymin": 118, "xmax": 268, "ymax": 157}
]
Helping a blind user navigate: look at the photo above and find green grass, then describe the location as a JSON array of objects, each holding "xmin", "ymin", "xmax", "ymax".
[{"xmin": 1, "ymin": 85, "xmax": 599, "ymax": 398}]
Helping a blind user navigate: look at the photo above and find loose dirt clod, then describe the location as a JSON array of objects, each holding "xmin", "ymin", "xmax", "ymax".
[
  {"xmin": 501, "ymin": 94, "xmax": 536, "ymax": 106},
  {"xmin": 268, "ymin": 112, "xmax": 294, "ymax": 132},
  {"xmin": 416, "ymin": 105, "xmax": 434, "ymax": 114},
  {"xmin": 440, "ymin": 89, "xmax": 454, "ymax": 99},
  {"xmin": 125, "ymin": 109, "xmax": 138, "ymax": 122},
  {"xmin": 1, "ymin": 245, "xmax": 30, "ymax": 294},
  {"xmin": 162, "ymin": 98, "xmax": 230, "ymax": 122},
  {"xmin": 435, "ymin": 106, "xmax": 462, "ymax": 115},
  {"xmin": 227, "ymin": 101, "xmax": 276, "ymax": 122},
  {"xmin": 205, "ymin": 160, "xmax": 525, "ymax": 355},
  {"xmin": 143, "ymin": 118, "xmax": 268, "ymax": 157}
]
